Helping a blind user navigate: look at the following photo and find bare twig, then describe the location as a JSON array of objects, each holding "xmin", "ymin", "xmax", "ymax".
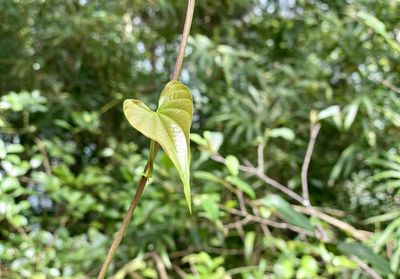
[
  {"xmin": 220, "ymin": 205, "xmax": 314, "ymax": 237},
  {"xmin": 369, "ymin": 75, "xmax": 400, "ymax": 95},
  {"xmin": 257, "ymin": 141, "xmax": 265, "ymax": 172},
  {"xmin": 255, "ymin": 169, "xmax": 305, "ymax": 204},
  {"xmin": 212, "ymin": 151, "xmax": 371, "ymax": 242},
  {"xmin": 350, "ymin": 256, "xmax": 382, "ymax": 279},
  {"xmin": 301, "ymin": 123, "xmax": 321, "ymax": 206},
  {"xmin": 249, "ymin": 203, "xmax": 271, "ymax": 236},
  {"xmin": 34, "ymin": 137, "xmax": 52, "ymax": 175},
  {"xmin": 108, "ymin": 253, "xmax": 152, "ymax": 279},
  {"xmin": 14, "ymin": 226, "xmax": 29, "ymax": 241},
  {"xmin": 294, "ymin": 206, "xmax": 372, "ymax": 241},
  {"xmin": 211, "ymin": 154, "xmax": 305, "ymax": 204},
  {"xmin": 20, "ymin": 176, "xmax": 34, "ymax": 184},
  {"xmin": 313, "ymin": 206, "xmax": 346, "ymax": 217},
  {"xmin": 151, "ymin": 252, "xmax": 169, "ymax": 279},
  {"xmin": 233, "ymin": 189, "xmax": 248, "ymax": 238},
  {"xmin": 224, "ymin": 215, "xmax": 252, "ymax": 231},
  {"xmin": 171, "ymin": 264, "xmax": 188, "ymax": 279},
  {"xmin": 237, "ymin": 190, "xmax": 247, "ymax": 214},
  {"xmin": 300, "ymin": 123, "xmax": 329, "ymax": 240}
]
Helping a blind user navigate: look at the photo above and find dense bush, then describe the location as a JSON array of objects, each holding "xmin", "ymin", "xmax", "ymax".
[{"xmin": 0, "ymin": 0, "xmax": 399, "ymax": 278}]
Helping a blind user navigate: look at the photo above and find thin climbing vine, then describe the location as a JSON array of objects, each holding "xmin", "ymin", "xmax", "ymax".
[{"xmin": 97, "ymin": 1, "xmax": 196, "ymax": 278}]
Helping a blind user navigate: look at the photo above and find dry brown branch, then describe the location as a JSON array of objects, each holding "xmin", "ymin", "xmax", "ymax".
[
  {"xmin": 369, "ymin": 75, "xmax": 400, "ymax": 95},
  {"xmin": 220, "ymin": 205, "xmax": 314, "ymax": 237},
  {"xmin": 211, "ymin": 154, "xmax": 305, "ymax": 204},
  {"xmin": 224, "ymin": 215, "xmax": 252, "ymax": 232},
  {"xmin": 294, "ymin": 206, "xmax": 372, "ymax": 241},
  {"xmin": 301, "ymin": 123, "xmax": 321, "ymax": 206},
  {"xmin": 249, "ymin": 203, "xmax": 271, "ymax": 236},
  {"xmin": 351, "ymin": 256, "xmax": 383, "ymax": 279},
  {"xmin": 171, "ymin": 264, "xmax": 188, "ymax": 279},
  {"xmin": 211, "ymin": 150, "xmax": 372, "ymax": 242},
  {"xmin": 257, "ymin": 141, "xmax": 265, "ymax": 172},
  {"xmin": 34, "ymin": 137, "xmax": 52, "ymax": 175},
  {"xmin": 151, "ymin": 252, "xmax": 169, "ymax": 279},
  {"xmin": 237, "ymin": 190, "xmax": 247, "ymax": 214},
  {"xmin": 300, "ymin": 123, "xmax": 329, "ymax": 240}
]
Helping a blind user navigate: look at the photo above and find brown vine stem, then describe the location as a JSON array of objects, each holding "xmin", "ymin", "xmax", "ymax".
[
  {"xmin": 172, "ymin": 0, "xmax": 195, "ymax": 81},
  {"xmin": 97, "ymin": 175, "xmax": 148, "ymax": 279},
  {"xmin": 97, "ymin": 1, "xmax": 195, "ymax": 278},
  {"xmin": 301, "ymin": 123, "xmax": 321, "ymax": 207}
]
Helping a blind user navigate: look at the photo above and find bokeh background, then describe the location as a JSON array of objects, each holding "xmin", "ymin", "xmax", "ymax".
[{"xmin": 1, "ymin": 0, "xmax": 400, "ymax": 278}]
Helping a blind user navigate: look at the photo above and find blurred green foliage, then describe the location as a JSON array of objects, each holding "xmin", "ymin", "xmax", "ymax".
[{"xmin": 0, "ymin": 0, "xmax": 399, "ymax": 278}]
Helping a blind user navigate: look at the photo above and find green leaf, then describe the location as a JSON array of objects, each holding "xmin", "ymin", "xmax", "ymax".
[
  {"xmin": 297, "ymin": 255, "xmax": 319, "ymax": 278},
  {"xmin": 262, "ymin": 195, "xmax": 314, "ymax": 231},
  {"xmin": 268, "ymin": 127, "xmax": 295, "ymax": 141},
  {"xmin": 225, "ymin": 155, "xmax": 239, "ymax": 176},
  {"xmin": 372, "ymin": 170, "xmax": 400, "ymax": 181},
  {"xmin": 10, "ymin": 215, "xmax": 28, "ymax": 227},
  {"xmin": 375, "ymin": 219, "xmax": 400, "ymax": 249},
  {"xmin": 190, "ymin": 133, "xmax": 207, "ymax": 146},
  {"xmin": 244, "ymin": 232, "xmax": 256, "ymax": 263},
  {"xmin": 124, "ymin": 80, "xmax": 193, "ymax": 212},
  {"xmin": 318, "ymin": 105, "xmax": 340, "ymax": 121},
  {"xmin": 357, "ymin": 11, "xmax": 387, "ymax": 36},
  {"xmin": 364, "ymin": 210, "xmax": 400, "ymax": 224},
  {"xmin": 274, "ymin": 258, "xmax": 295, "ymax": 279},
  {"xmin": 328, "ymin": 145, "xmax": 357, "ymax": 186},
  {"xmin": 194, "ymin": 171, "xmax": 222, "ymax": 184},
  {"xmin": 200, "ymin": 196, "xmax": 220, "ymax": 222},
  {"xmin": 6, "ymin": 143, "xmax": 24, "ymax": 153},
  {"xmin": 203, "ymin": 131, "xmax": 224, "ymax": 153},
  {"xmin": 226, "ymin": 175, "xmax": 256, "ymax": 199},
  {"xmin": 344, "ymin": 101, "xmax": 359, "ymax": 130},
  {"xmin": 338, "ymin": 242, "xmax": 391, "ymax": 274},
  {"xmin": 357, "ymin": 11, "xmax": 400, "ymax": 52},
  {"xmin": 391, "ymin": 244, "xmax": 400, "ymax": 272},
  {"xmin": 300, "ymin": 255, "xmax": 318, "ymax": 273}
]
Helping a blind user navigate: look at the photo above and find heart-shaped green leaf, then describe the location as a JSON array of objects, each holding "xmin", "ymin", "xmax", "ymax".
[{"xmin": 123, "ymin": 80, "xmax": 193, "ymax": 212}]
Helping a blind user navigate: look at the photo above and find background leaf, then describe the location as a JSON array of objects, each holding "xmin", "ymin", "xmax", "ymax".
[
  {"xmin": 337, "ymin": 242, "xmax": 391, "ymax": 274},
  {"xmin": 262, "ymin": 195, "xmax": 314, "ymax": 231}
]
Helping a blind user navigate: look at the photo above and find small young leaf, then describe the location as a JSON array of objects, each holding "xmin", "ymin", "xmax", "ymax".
[
  {"xmin": 225, "ymin": 155, "xmax": 239, "ymax": 176},
  {"xmin": 201, "ymin": 197, "xmax": 220, "ymax": 222},
  {"xmin": 190, "ymin": 133, "xmax": 207, "ymax": 146},
  {"xmin": 318, "ymin": 105, "xmax": 340, "ymax": 120},
  {"xmin": 203, "ymin": 131, "xmax": 224, "ymax": 153},
  {"xmin": 268, "ymin": 127, "xmax": 295, "ymax": 141},
  {"xmin": 124, "ymin": 80, "xmax": 193, "ymax": 212},
  {"xmin": 226, "ymin": 175, "xmax": 256, "ymax": 199}
]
